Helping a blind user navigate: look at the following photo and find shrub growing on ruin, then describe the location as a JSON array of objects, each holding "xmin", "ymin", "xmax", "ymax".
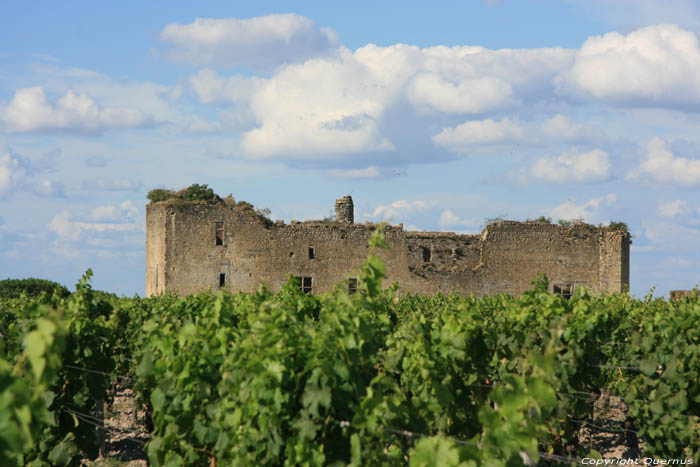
[
  {"xmin": 182, "ymin": 184, "xmax": 216, "ymax": 201},
  {"xmin": 557, "ymin": 218, "xmax": 583, "ymax": 227},
  {"xmin": 606, "ymin": 221, "xmax": 629, "ymax": 232},
  {"xmin": 147, "ymin": 188, "xmax": 176, "ymax": 203}
]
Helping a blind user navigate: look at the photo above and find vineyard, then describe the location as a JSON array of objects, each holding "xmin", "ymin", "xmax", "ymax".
[{"xmin": 1, "ymin": 229, "xmax": 699, "ymax": 466}]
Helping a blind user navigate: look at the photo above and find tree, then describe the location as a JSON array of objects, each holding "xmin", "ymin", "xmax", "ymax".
[{"xmin": 182, "ymin": 184, "xmax": 216, "ymax": 201}]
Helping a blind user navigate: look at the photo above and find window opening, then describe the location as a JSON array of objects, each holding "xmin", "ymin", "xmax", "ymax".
[
  {"xmin": 294, "ymin": 276, "xmax": 313, "ymax": 294},
  {"xmin": 308, "ymin": 247, "xmax": 315, "ymax": 259},
  {"xmin": 219, "ymin": 273, "xmax": 226, "ymax": 288},
  {"xmin": 348, "ymin": 278, "xmax": 358, "ymax": 294},
  {"xmin": 421, "ymin": 246, "xmax": 431, "ymax": 262},
  {"xmin": 215, "ymin": 222, "xmax": 224, "ymax": 246},
  {"xmin": 553, "ymin": 283, "xmax": 573, "ymax": 300}
]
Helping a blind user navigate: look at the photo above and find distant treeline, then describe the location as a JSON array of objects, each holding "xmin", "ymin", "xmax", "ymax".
[{"xmin": 0, "ymin": 278, "xmax": 71, "ymax": 299}]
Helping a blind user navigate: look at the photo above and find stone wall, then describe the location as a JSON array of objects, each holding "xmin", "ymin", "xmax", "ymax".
[
  {"xmin": 401, "ymin": 222, "xmax": 611, "ymax": 297},
  {"xmin": 145, "ymin": 204, "xmax": 167, "ymax": 296},
  {"xmin": 598, "ymin": 230, "xmax": 631, "ymax": 293},
  {"xmin": 670, "ymin": 290, "xmax": 699, "ymax": 301},
  {"xmin": 146, "ymin": 199, "xmax": 631, "ymax": 297},
  {"xmin": 147, "ymin": 200, "xmax": 409, "ymax": 296}
]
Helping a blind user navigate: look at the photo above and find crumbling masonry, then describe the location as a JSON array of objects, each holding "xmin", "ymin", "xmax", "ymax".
[{"xmin": 146, "ymin": 196, "xmax": 630, "ymax": 297}]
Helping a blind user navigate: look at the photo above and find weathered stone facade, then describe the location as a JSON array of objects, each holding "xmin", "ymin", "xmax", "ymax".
[
  {"xmin": 146, "ymin": 196, "xmax": 630, "ymax": 297},
  {"xmin": 670, "ymin": 290, "xmax": 699, "ymax": 301}
]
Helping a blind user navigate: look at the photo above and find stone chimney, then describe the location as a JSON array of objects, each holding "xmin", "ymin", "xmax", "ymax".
[{"xmin": 335, "ymin": 195, "xmax": 354, "ymax": 224}]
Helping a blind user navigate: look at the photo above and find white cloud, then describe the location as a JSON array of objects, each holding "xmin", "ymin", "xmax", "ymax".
[
  {"xmin": 32, "ymin": 179, "xmax": 65, "ymax": 198},
  {"xmin": 325, "ymin": 166, "xmax": 381, "ymax": 180},
  {"xmin": 87, "ymin": 201, "xmax": 139, "ymax": 223},
  {"xmin": 0, "ymin": 145, "xmax": 66, "ymax": 198},
  {"xmin": 540, "ymin": 114, "xmax": 607, "ymax": 144},
  {"xmin": 517, "ymin": 148, "xmax": 611, "ymax": 184},
  {"xmin": 158, "ymin": 14, "xmax": 339, "ymax": 69},
  {"xmin": 407, "ymin": 72, "xmax": 514, "ymax": 114},
  {"xmin": 438, "ymin": 210, "xmax": 479, "ymax": 230},
  {"xmin": 232, "ymin": 43, "xmax": 572, "ymax": 160},
  {"xmin": 12, "ymin": 62, "xmax": 183, "ymax": 127},
  {"xmin": 434, "ymin": 114, "xmax": 607, "ymax": 154},
  {"xmin": 659, "ymin": 200, "xmax": 691, "ymax": 218},
  {"xmin": 645, "ymin": 221, "xmax": 700, "ymax": 249},
  {"xmin": 76, "ymin": 80, "xmax": 182, "ymax": 123},
  {"xmin": 557, "ymin": 24, "xmax": 700, "ymax": 107},
  {"xmin": 548, "ymin": 194, "xmax": 616, "ymax": 222},
  {"xmin": 49, "ymin": 201, "xmax": 141, "ymax": 242},
  {"xmin": 240, "ymin": 47, "xmax": 397, "ymax": 158},
  {"xmin": 433, "ymin": 117, "xmax": 528, "ymax": 151},
  {"xmin": 188, "ymin": 69, "xmax": 266, "ymax": 105},
  {"xmin": 370, "ymin": 199, "xmax": 437, "ymax": 221},
  {"xmin": 0, "ymin": 148, "xmax": 29, "ymax": 198},
  {"xmin": 0, "ymin": 87, "xmax": 154, "ymax": 133},
  {"xmin": 628, "ymin": 137, "xmax": 700, "ymax": 186}
]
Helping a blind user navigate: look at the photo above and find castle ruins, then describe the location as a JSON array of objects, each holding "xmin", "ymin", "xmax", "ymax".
[{"xmin": 146, "ymin": 195, "xmax": 630, "ymax": 298}]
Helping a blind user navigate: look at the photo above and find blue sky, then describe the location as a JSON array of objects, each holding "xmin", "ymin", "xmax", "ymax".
[{"xmin": 2, "ymin": 0, "xmax": 700, "ymax": 297}]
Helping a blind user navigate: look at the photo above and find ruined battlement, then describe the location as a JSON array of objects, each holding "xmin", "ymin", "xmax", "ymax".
[{"xmin": 146, "ymin": 195, "xmax": 630, "ymax": 298}]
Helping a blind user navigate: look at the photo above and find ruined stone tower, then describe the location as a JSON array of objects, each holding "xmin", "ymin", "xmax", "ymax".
[{"xmin": 335, "ymin": 195, "xmax": 354, "ymax": 224}]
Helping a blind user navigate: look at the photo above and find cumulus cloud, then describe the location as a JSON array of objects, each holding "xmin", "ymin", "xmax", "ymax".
[
  {"xmin": 49, "ymin": 201, "xmax": 142, "ymax": 242},
  {"xmin": 0, "ymin": 87, "xmax": 154, "ymax": 133},
  {"xmin": 222, "ymin": 43, "xmax": 573, "ymax": 160},
  {"xmin": 433, "ymin": 118, "xmax": 528, "ymax": 151},
  {"xmin": 158, "ymin": 14, "xmax": 339, "ymax": 69},
  {"xmin": 557, "ymin": 24, "xmax": 700, "ymax": 108},
  {"xmin": 628, "ymin": 137, "xmax": 700, "ymax": 186},
  {"xmin": 438, "ymin": 210, "xmax": 479, "ymax": 230},
  {"xmin": 434, "ymin": 113, "xmax": 607, "ymax": 155},
  {"xmin": 188, "ymin": 69, "xmax": 266, "ymax": 105},
  {"xmin": 325, "ymin": 166, "xmax": 381, "ymax": 180},
  {"xmin": 86, "ymin": 201, "xmax": 139, "ymax": 223},
  {"xmin": 0, "ymin": 145, "xmax": 66, "ymax": 198},
  {"xmin": 540, "ymin": 114, "xmax": 607, "ymax": 145},
  {"xmin": 659, "ymin": 200, "xmax": 691, "ymax": 218},
  {"xmin": 548, "ymin": 193, "xmax": 616, "ymax": 222},
  {"xmin": 515, "ymin": 148, "xmax": 611, "ymax": 184},
  {"xmin": 0, "ymin": 148, "xmax": 29, "ymax": 198},
  {"xmin": 369, "ymin": 199, "xmax": 437, "ymax": 221},
  {"xmin": 407, "ymin": 72, "xmax": 514, "ymax": 114},
  {"xmin": 240, "ymin": 48, "xmax": 397, "ymax": 158}
]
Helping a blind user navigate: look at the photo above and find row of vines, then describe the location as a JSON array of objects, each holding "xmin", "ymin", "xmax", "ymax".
[{"xmin": 1, "ymin": 230, "xmax": 699, "ymax": 465}]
